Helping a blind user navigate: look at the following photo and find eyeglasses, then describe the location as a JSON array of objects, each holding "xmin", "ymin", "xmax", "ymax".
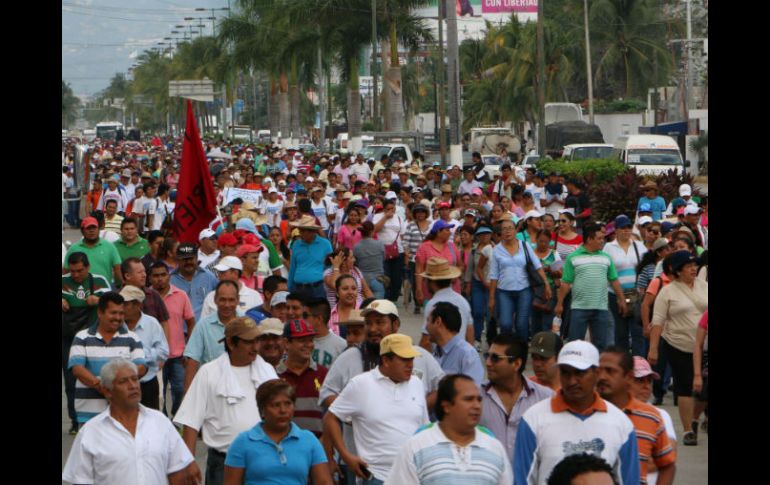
[
  {"xmin": 483, "ymin": 352, "xmax": 516, "ymax": 364},
  {"xmin": 648, "ymin": 230, "xmax": 660, "ymax": 234},
  {"xmin": 559, "ymin": 219, "xmax": 569, "ymax": 223}
]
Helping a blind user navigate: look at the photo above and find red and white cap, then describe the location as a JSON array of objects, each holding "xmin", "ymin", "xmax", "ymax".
[{"xmin": 632, "ymin": 356, "xmax": 661, "ymax": 380}]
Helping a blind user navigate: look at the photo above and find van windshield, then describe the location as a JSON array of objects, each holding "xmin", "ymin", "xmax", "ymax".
[
  {"xmin": 627, "ymin": 149, "xmax": 682, "ymax": 165},
  {"xmin": 573, "ymin": 146, "xmax": 614, "ymax": 160}
]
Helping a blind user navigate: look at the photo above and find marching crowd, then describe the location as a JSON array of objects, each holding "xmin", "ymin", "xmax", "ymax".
[{"xmin": 62, "ymin": 136, "xmax": 708, "ymax": 485}]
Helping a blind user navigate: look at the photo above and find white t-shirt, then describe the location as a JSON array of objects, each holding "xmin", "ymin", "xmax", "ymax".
[
  {"xmin": 152, "ymin": 199, "xmax": 175, "ymax": 231},
  {"xmin": 99, "ymin": 229, "xmax": 121, "ymax": 243},
  {"xmin": 372, "ymin": 213, "xmax": 407, "ymax": 253},
  {"xmin": 199, "ymin": 284, "xmax": 263, "ymax": 320},
  {"xmin": 311, "ymin": 199, "xmax": 334, "ymax": 230},
  {"xmin": 349, "ymin": 162, "xmax": 372, "ymax": 181},
  {"xmin": 329, "ymin": 368, "xmax": 429, "ymax": 481},
  {"xmin": 261, "ymin": 199, "xmax": 284, "ymax": 227},
  {"xmin": 527, "ymin": 184, "xmax": 545, "ymax": 212}
]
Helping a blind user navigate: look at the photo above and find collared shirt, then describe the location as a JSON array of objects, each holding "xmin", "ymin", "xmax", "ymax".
[
  {"xmin": 64, "ymin": 238, "xmax": 122, "ymax": 286},
  {"xmin": 62, "ymin": 405, "xmax": 194, "ymax": 485},
  {"xmin": 561, "ymin": 245, "xmax": 619, "ymax": 310},
  {"xmin": 432, "ymin": 333, "xmax": 485, "ymax": 386},
  {"xmin": 68, "ymin": 324, "xmax": 146, "ymax": 423},
  {"xmin": 621, "ymin": 395, "xmax": 676, "ymax": 485},
  {"xmin": 479, "ymin": 378, "xmax": 554, "ymax": 465},
  {"xmin": 603, "ymin": 240, "xmax": 648, "ymax": 293},
  {"xmin": 198, "ymin": 249, "xmax": 220, "ymax": 269},
  {"xmin": 329, "ymin": 367, "xmax": 429, "ymax": 481},
  {"xmin": 225, "ymin": 422, "xmax": 327, "ymax": 485},
  {"xmin": 127, "ymin": 313, "xmax": 169, "ymax": 383},
  {"xmin": 183, "ymin": 311, "xmax": 243, "ymax": 365},
  {"xmin": 199, "ymin": 283, "xmax": 263, "ymax": 321},
  {"xmin": 385, "ymin": 422, "xmax": 513, "ymax": 485},
  {"xmin": 159, "ymin": 285, "xmax": 195, "ymax": 358},
  {"xmin": 513, "ymin": 391, "xmax": 640, "ymax": 485},
  {"xmin": 489, "ymin": 241, "xmax": 542, "ymax": 291},
  {"xmin": 141, "ymin": 286, "xmax": 170, "ymax": 323},
  {"xmin": 458, "ymin": 179, "xmax": 484, "ymax": 195},
  {"xmin": 113, "ymin": 237, "xmax": 151, "ymax": 261},
  {"xmin": 288, "ymin": 236, "xmax": 333, "ymax": 288},
  {"xmin": 277, "ymin": 360, "xmax": 329, "ymax": 437},
  {"xmin": 170, "ymin": 267, "xmax": 219, "ymax": 320},
  {"xmin": 422, "ymin": 287, "xmax": 474, "ymax": 340}
]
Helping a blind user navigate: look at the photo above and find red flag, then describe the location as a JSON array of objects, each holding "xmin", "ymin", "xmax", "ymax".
[{"xmin": 173, "ymin": 100, "xmax": 217, "ymax": 243}]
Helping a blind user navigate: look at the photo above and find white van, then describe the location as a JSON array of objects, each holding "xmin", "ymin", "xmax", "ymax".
[
  {"xmin": 614, "ymin": 135, "xmax": 688, "ymax": 175},
  {"xmin": 562, "ymin": 143, "xmax": 615, "ymax": 162}
]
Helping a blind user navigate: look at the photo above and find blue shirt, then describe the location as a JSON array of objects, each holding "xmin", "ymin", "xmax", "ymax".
[
  {"xmin": 170, "ymin": 267, "xmax": 218, "ymax": 321},
  {"xmin": 433, "ymin": 334, "xmax": 485, "ymax": 386},
  {"xmin": 637, "ymin": 196, "xmax": 667, "ymax": 221},
  {"xmin": 225, "ymin": 422, "xmax": 327, "ymax": 485},
  {"xmin": 288, "ymin": 236, "xmax": 333, "ymax": 288},
  {"xmin": 129, "ymin": 313, "xmax": 169, "ymax": 383},
  {"xmin": 183, "ymin": 312, "xmax": 231, "ymax": 365},
  {"xmin": 488, "ymin": 242, "xmax": 542, "ymax": 291}
]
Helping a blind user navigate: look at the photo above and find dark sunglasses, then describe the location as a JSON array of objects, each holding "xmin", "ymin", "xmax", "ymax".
[
  {"xmin": 647, "ymin": 229, "xmax": 660, "ymax": 235},
  {"xmin": 483, "ymin": 352, "xmax": 516, "ymax": 364},
  {"xmin": 559, "ymin": 219, "xmax": 569, "ymax": 223}
]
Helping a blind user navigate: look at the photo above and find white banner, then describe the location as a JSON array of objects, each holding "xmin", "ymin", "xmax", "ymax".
[{"xmin": 223, "ymin": 187, "xmax": 262, "ymax": 206}]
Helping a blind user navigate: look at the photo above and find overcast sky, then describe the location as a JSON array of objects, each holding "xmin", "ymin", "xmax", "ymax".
[{"xmin": 62, "ymin": 0, "xmax": 228, "ymax": 98}]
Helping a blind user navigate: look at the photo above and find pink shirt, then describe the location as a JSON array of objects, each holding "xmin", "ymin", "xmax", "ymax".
[
  {"xmin": 166, "ymin": 173, "xmax": 180, "ymax": 189},
  {"xmin": 415, "ymin": 240, "xmax": 462, "ymax": 298},
  {"xmin": 328, "ymin": 302, "xmax": 361, "ymax": 337},
  {"xmin": 161, "ymin": 285, "xmax": 195, "ymax": 358},
  {"xmin": 337, "ymin": 224, "xmax": 363, "ymax": 250}
]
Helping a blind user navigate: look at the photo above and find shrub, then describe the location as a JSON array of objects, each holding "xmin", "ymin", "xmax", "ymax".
[{"xmin": 536, "ymin": 158, "xmax": 628, "ymax": 185}]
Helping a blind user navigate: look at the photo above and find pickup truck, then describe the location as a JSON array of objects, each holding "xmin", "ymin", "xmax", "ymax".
[{"xmin": 358, "ymin": 144, "xmax": 413, "ymax": 165}]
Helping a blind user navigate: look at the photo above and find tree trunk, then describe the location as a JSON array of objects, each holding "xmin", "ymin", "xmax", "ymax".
[
  {"xmin": 279, "ymin": 71, "xmax": 291, "ymax": 147},
  {"xmin": 385, "ymin": 21, "xmax": 404, "ymax": 132},
  {"xmin": 380, "ymin": 39, "xmax": 391, "ymax": 131},
  {"xmin": 290, "ymin": 55, "xmax": 301, "ymax": 145},
  {"xmin": 269, "ymin": 76, "xmax": 280, "ymax": 142},
  {"xmin": 348, "ymin": 56, "xmax": 363, "ymax": 153}
]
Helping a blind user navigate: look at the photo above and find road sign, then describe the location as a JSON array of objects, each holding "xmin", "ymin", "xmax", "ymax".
[{"xmin": 169, "ymin": 79, "xmax": 216, "ymax": 102}]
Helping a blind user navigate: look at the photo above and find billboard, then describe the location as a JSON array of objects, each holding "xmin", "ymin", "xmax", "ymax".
[{"xmin": 414, "ymin": 0, "xmax": 537, "ymax": 41}]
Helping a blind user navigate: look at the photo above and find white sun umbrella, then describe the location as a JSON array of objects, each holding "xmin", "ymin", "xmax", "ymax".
[{"xmin": 206, "ymin": 148, "xmax": 233, "ymax": 160}]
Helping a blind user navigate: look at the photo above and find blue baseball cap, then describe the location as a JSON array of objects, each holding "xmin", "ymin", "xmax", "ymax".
[
  {"xmin": 431, "ymin": 219, "xmax": 453, "ymax": 234},
  {"xmin": 475, "ymin": 226, "xmax": 493, "ymax": 236},
  {"xmin": 614, "ymin": 215, "xmax": 633, "ymax": 229},
  {"xmin": 671, "ymin": 198, "xmax": 687, "ymax": 209},
  {"xmin": 660, "ymin": 221, "xmax": 676, "ymax": 235},
  {"xmin": 669, "ymin": 250, "xmax": 701, "ymax": 273},
  {"xmin": 235, "ymin": 218, "xmax": 258, "ymax": 234}
]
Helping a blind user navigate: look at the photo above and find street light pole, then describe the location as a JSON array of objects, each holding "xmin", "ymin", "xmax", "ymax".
[
  {"xmin": 584, "ymin": 0, "xmax": 594, "ymax": 125},
  {"xmin": 536, "ymin": 0, "xmax": 546, "ymax": 156},
  {"xmin": 372, "ymin": 0, "xmax": 379, "ymax": 130},
  {"xmin": 445, "ymin": 0, "xmax": 462, "ymax": 167}
]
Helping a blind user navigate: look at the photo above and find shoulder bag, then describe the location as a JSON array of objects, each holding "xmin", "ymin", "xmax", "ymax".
[
  {"xmin": 384, "ymin": 216, "xmax": 402, "ymax": 260},
  {"xmin": 523, "ymin": 243, "xmax": 549, "ymax": 312}
]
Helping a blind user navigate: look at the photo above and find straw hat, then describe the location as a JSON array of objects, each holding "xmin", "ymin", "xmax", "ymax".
[
  {"xmin": 290, "ymin": 214, "xmax": 322, "ymax": 230},
  {"xmin": 642, "ymin": 181, "xmax": 659, "ymax": 191},
  {"xmin": 418, "ymin": 257, "xmax": 462, "ymax": 280},
  {"xmin": 338, "ymin": 309, "xmax": 366, "ymax": 326},
  {"xmin": 407, "ymin": 164, "xmax": 423, "ymax": 176}
]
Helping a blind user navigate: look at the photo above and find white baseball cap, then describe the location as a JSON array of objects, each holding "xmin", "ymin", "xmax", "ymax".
[
  {"xmin": 360, "ymin": 299, "xmax": 400, "ymax": 319},
  {"xmin": 213, "ymin": 256, "xmax": 243, "ymax": 272},
  {"xmin": 385, "ymin": 191, "xmax": 397, "ymax": 200},
  {"xmin": 557, "ymin": 340, "xmax": 599, "ymax": 370},
  {"xmin": 199, "ymin": 228, "xmax": 217, "ymax": 240},
  {"xmin": 268, "ymin": 187, "xmax": 279, "ymax": 194},
  {"xmin": 270, "ymin": 291, "xmax": 289, "ymax": 307},
  {"xmin": 637, "ymin": 216, "xmax": 653, "ymax": 226},
  {"xmin": 678, "ymin": 184, "xmax": 692, "ymax": 196},
  {"xmin": 683, "ymin": 205, "xmax": 702, "ymax": 216},
  {"xmin": 525, "ymin": 210, "xmax": 542, "ymax": 220}
]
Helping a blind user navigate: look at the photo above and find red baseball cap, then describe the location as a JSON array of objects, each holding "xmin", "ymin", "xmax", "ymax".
[
  {"xmin": 217, "ymin": 233, "xmax": 238, "ymax": 247},
  {"xmin": 81, "ymin": 217, "xmax": 99, "ymax": 229},
  {"xmin": 283, "ymin": 319, "xmax": 317, "ymax": 338},
  {"xmin": 437, "ymin": 201, "xmax": 451, "ymax": 209},
  {"xmin": 236, "ymin": 243, "xmax": 263, "ymax": 258}
]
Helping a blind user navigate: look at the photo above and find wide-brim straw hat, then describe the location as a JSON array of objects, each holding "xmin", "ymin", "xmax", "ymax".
[
  {"xmin": 407, "ymin": 165, "xmax": 423, "ymax": 176},
  {"xmin": 290, "ymin": 214, "xmax": 322, "ymax": 230},
  {"xmin": 418, "ymin": 257, "xmax": 462, "ymax": 280},
  {"xmin": 642, "ymin": 181, "xmax": 659, "ymax": 191}
]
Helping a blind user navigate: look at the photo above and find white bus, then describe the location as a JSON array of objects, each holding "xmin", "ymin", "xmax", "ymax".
[{"xmin": 95, "ymin": 121, "xmax": 124, "ymax": 140}]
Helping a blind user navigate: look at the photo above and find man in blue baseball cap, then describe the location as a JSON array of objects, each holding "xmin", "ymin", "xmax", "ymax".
[{"xmin": 637, "ymin": 181, "xmax": 666, "ymax": 221}]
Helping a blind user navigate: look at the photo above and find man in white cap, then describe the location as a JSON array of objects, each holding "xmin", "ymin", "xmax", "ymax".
[
  {"xmin": 200, "ymin": 256, "xmax": 263, "ymax": 320},
  {"xmin": 324, "ymin": 333, "xmax": 429, "ymax": 484},
  {"xmin": 198, "ymin": 228, "xmax": 220, "ymax": 269},
  {"xmin": 663, "ymin": 184, "xmax": 697, "ymax": 217},
  {"xmin": 513, "ymin": 340, "xmax": 640, "ymax": 485},
  {"xmin": 175, "ymin": 316, "xmax": 278, "ymax": 485}
]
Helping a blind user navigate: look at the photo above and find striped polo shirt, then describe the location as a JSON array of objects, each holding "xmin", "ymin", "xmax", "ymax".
[
  {"xmin": 385, "ymin": 422, "xmax": 512, "ymax": 485},
  {"xmin": 561, "ymin": 246, "xmax": 619, "ymax": 310},
  {"xmin": 622, "ymin": 396, "xmax": 676, "ymax": 484},
  {"xmin": 277, "ymin": 360, "xmax": 329, "ymax": 438},
  {"xmin": 68, "ymin": 324, "xmax": 146, "ymax": 424}
]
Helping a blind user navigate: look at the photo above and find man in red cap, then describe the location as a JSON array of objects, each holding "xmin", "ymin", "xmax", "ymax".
[
  {"xmin": 63, "ymin": 217, "xmax": 123, "ymax": 287},
  {"xmin": 237, "ymin": 243, "xmax": 263, "ymax": 291},
  {"xmin": 277, "ymin": 319, "xmax": 328, "ymax": 438}
]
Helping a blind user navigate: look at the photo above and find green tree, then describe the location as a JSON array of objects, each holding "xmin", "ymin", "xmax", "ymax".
[{"xmin": 62, "ymin": 81, "xmax": 81, "ymax": 129}]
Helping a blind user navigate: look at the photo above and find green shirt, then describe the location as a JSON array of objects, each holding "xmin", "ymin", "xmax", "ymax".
[
  {"xmin": 260, "ymin": 238, "xmax": 284, "ymax": 271},
  {"xmin": 561, "ymin": 245, "xmax": 618, "ymax": 310},
  {"xmin": 113, "ymin": 237, "xmax": 151, "ymax": 261},
  {"xmin": 64, "ymin": 239, "xmax": 122, "ymax": 286},
  {"xmin": 62, "ymin": 273, "xmax": 112, "ymax": 326}
]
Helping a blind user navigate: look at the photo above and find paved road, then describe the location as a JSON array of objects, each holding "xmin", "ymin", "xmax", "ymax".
[{"xmin": 61, "ymin": 278, "xmax": 707, "ymax": 483}]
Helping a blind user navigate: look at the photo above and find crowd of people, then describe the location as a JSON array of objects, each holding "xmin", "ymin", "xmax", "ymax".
[{"xmin": 62, "ymin": 136, "xmax": 708, "ymax": 484}]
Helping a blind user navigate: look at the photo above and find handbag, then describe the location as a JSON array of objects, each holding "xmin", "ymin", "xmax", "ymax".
[
  {"xmin": 523, "ymin": 243, "xmax": 548, "ymax": 308},
  {"xmin": 384, "ymin": 217, "xmax": 402, "ymax": 260}
]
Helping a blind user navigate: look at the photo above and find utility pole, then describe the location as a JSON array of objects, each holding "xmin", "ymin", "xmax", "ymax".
[
  {"xmin": 437, "ymin": 2, "xmax": 446, "ymax": 165},
  {"xmin": 370, "ymin": 2, "xmax": 376, "ymax": 129},
  {"xmin": 685, "ymin": 0, "xmax": 693, "ymax": 133},
  {"xmin": 583, "ymin": 0, "xmax": 594, "ymax": 125},
  {"xmin": 445, "ymin": 0, "xmax": 462, "ymax": 167},
  {"xmin": 318, "ymin": 26, "xmax": 326, "ymax": 152},
  {"xmin": 536, "ymin": 0, "xmax": 546, "ymax": 156}
]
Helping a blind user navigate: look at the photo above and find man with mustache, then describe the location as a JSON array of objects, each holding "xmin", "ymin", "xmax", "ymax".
[
  {"xmin": 513, "ymin": 340, "xmax": 640, "ymax": 485},
  {"xmin": 386, "ymin": 374, "xmax": 512, "ymax": 485}
]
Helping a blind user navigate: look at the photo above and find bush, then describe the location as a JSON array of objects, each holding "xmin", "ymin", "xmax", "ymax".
[
  {"xmin": 594, "ymin": 99, "xmax": 647, "ymax": 114},
  {"xmin": 536, "ymin": 158, "xmax": 628, "ymax": 185}
]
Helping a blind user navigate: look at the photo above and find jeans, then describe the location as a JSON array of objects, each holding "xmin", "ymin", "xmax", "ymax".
[
  {"xmin": 293, "ymin": 282, "xmax": 327, "ymax": 301},
  {"xmin": 495, "ymin": 287, "xmax": 533, "ymax": 340},
  {"xmin": 568, "ymin": 309, "xmax": 611, "ymax": 351},
  {"xmin": 163, "ymin": 356, "xmax": 185, "ymax": 416},
  {"xmin": 531, "ymin": 290, "xmax": 557, "ymax": 335},
  {"xmin": 206, "ymin": 449, "xmax": 226, "ymax": 485},
  {"xmin": 383, "ymin": 256, "xmax": 404, "ymax": 302},
  {"xmin": 368, "ymin": 277, "xmax": 386, "ymax": 299},
  {"xmin": 608, "ymin": 292, "xmax": 645, "ymax": 356},
  {"xmin": 471, "ymin": 279, "xmax": 490, "ymax": 342},
  {"xmin": 66, "ymin": 199, "xmax": 81, "ymax": 227},
  {"xmin": 62, "ymin": 335, "xmax": 77, "ymax": 423},
  {"xmin": 363, "ymin": 479, "xmax": 385, "ymax": 485}
]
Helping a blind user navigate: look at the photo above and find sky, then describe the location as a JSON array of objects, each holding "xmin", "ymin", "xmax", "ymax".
[{"xmin": 62, "ymin": 0, "xmax": 229, "ymax": 99}]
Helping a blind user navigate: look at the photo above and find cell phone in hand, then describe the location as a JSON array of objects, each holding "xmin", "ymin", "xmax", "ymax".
[{"xmin": 360, "ymin": 465, "xmax": 373, "ymax": 480}]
